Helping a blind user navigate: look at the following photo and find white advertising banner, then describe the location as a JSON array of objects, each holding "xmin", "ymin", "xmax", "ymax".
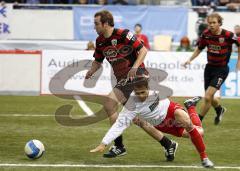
[
  {"xmin": 146, "ymin": 52, "xmax": 207, "ymax": 97},
  {"xmin": 0, "ymin": 4, "xmax": 12, "ymax": 39},
  {"xmin": 41, "ymin": 50, "xmax": 218, "ymax": 97},
  {"xmin": 41, "ymin": 50, "xmax": 113, "ymax": 95}
]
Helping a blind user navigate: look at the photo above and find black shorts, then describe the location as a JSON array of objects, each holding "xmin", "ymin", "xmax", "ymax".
[
  {"xmin": 114, "ymin": 80, "xmax": 134, "ymax": 104},
  {"xmin": 114, "ymin": 67, "xmax": 148, "ymax": 104},
  {"xmin": 204, "ymin": 64, "xmax": 229, "ymax": 90}
]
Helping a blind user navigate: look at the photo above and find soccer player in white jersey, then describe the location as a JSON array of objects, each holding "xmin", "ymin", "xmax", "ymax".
[{"xmin": 90, "ymin": 77, "xmax": 214, "ymax": 168}]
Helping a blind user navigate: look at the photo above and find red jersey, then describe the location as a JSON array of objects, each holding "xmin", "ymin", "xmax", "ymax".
[
  {"xmin": 136, "ymin": 34, "xmax": 150, "ymax": 50},
  {"xmin": 94, "ymin": 28, "xmax": 146, "ymax": 81},
  {"xmin": 197, "ymin": 29, "xmax": 240, "ymax": 66}
]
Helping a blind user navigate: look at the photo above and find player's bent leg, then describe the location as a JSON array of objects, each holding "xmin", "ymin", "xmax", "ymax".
[
  {"xmin": 134, "ymin": 117, "xmax": 178, "ymax": 162},
  {"xmin": 103, "ymin": 88, "xmax": 127, "ymax": 158},
  {"xmin": 199, "ymin": 86, "xmax": 218, "ymax": 120},
  {"xmin": 133, "ymin": 117, "xmax": 164, "ymax": 141},
  {"xmin": 182, "ymin": 126, "xmax": 204, "ymax": 138},
  {"xmin": 174, "ymin": 109, "xmax": 214, "ymax": 168},
  {"xmin": 104, "ymin": 88, "xmax": 124, "ymax": 123}
]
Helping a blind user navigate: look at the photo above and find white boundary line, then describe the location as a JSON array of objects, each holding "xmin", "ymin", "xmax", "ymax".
[
  {"xmin": 0, "ymin": 164, "xmax": 240, "ymax": 169},
  {"xmin": 74, "ymin": 95, "xmax": 94, "ymax": 116}
]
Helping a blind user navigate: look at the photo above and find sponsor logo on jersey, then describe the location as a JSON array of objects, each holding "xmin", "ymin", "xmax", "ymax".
[
  {"xmin": 103, "ymin": 45, "xmax": 133, "ymax": 62},
  {"xmin": 219, "ymin": 37, "xmax": 225, "ymax": 43},
  {"xmin": 111, "ymin": 39, "xmax": 117, "ymax": 46},
  {"xmin": 209, "ymin": 44, "xmax": 221, "ymax": 51},
  {"xmin": 149, "ymin": 96, "xmax": 159, "ymax": 112},
  {"xmin": 103, "ymin": 47, "xmax": 118, "ymax": 59}
]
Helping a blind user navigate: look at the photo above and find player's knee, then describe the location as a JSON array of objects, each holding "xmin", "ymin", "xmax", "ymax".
[
  {"xmin": 181, "ymin": 117, "xmax": 194, "ymax": 132},
  {"xmin": 204, "ymin": 95, "xmax": 212, "ymax": 103},
  {"xmin": 175, "ymin": 110, "xmax": 191, "ymax": 128},
  {"xmin": 185, "ymin": 123, "xmax": 194, "ymax": 132}
]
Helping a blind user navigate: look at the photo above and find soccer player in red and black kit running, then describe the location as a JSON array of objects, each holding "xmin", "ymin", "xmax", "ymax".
[
  {"xmin": 183, "ymin": 13, "xmax": 240, "ymax": 124},
  {"xmin": 85, "ymin": 10, "xmax": 176, "ymax": 159}
]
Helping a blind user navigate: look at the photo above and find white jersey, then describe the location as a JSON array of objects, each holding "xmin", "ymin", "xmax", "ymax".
[{"xmin": 102, "ymin": 91, "xmax": 170, "ymax": 145}]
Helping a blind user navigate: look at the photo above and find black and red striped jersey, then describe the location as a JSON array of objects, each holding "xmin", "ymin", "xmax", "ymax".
[
  {"xmin": 197, "ymin": 29, "xmax": 240, "ymax": 66},
  {"xmin": 93, "ymin": 28, "xmax": 146, "ymax": 81}
]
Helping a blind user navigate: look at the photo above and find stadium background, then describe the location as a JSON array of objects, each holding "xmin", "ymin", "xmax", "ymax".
[{"xmin": 0, "ymin": 2, "xmax": 240, "ymax": 170}]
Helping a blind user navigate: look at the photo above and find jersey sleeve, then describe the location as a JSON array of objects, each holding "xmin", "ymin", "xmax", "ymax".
[
  {"xmin": 101, "ymin": 98, "xmax": 137, "ymax": 145},
  {"xmin": 93, "ymin": 39, "xmax": 105, "ymax": 63},
  {"xmin": 122, "ymin": 29, "xmax": 143, "ymax": 52},
  {"xmin": 197, "ymin": 33, "xmax": 207, "ymax": 50}
]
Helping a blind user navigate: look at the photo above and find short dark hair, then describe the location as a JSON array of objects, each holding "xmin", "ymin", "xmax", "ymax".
[
  {"xmin": 207, "ymin": 13, "xmax": 223, "ymax": 26},
  {"xmin": 133, "ymin": 77, "xmax": 149, "ymax": 89},
  {"xmin": 94, "ymin": 10, "xmax": 114, "ymax": 27},
  {"xmin": 135, "ymin": 23, "xmax": 142, "ymax": 29}
]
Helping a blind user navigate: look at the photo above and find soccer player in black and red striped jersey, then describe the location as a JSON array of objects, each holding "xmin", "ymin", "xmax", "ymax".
[
  {"xmin": 183, "ymin": 13, "xmax": 240, "ymax": 125},
  {"xmin": 85, "ymin": 10, "xmax": 175, "ymax": 158}
]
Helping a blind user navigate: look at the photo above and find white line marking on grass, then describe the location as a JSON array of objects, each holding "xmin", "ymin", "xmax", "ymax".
[
  {"xmin": 0, "ymin": 164, "xmax": 240, "ymax": 169},
  {"xmin": 74, "ymin": 95, "xmax": 94, "ymax": 116}
]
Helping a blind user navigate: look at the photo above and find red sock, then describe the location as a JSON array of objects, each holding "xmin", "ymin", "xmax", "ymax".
[
  {"xmin": 187, "ymin": 106, "xmax": 202, "ymax": 127},
  {"xmin": 188, "ymin": 128, "xmax": 207, "ymax": 160}
]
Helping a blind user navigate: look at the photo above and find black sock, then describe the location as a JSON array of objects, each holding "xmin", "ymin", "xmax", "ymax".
[
  {"xmin": 198, "ymin": 114, "xmax": 204, "ymax": 121},
  {"xmin": 114, "ymin": 135, "xmax": 124, "ymax": 148},
  {"xmin": 159, "ymin": 136, "xmax": 172, "ymax": 149},
  {"xmin": 215, "ymin": 105, "xmax": 222, "ymax": 115}
]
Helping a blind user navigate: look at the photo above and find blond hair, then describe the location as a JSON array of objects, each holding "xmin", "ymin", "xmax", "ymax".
[{"xmin": 207, "ymin": 13, "xmax": 223, "ymax": 26}]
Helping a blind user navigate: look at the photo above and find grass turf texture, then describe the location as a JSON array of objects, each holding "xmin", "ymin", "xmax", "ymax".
[{"xmin": 0, "ymin": 95, "xmax": 239, "ymax": 171}]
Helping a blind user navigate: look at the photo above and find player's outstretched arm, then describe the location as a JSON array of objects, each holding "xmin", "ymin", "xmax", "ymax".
[
  {"xmin": 182, "ymin": 47, "xmax": 202, "ymax": 68},
  {"xmin": 90, "ymin": 108, "xmax": 136, "ymax": 153},
  {"xmin": 90, "ymin": 143, "xmax": 107, "ymax": 153}
]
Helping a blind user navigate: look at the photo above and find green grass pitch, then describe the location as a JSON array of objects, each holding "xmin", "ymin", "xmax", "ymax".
[{"xmin": 0, "ymin": 95, "xmax": 239, "ymax": 171}]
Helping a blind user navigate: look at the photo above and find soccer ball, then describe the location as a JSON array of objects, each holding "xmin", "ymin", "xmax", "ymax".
[{"xmin": 24, "ymin": 140, "xmax": 45, "ymax": 159}]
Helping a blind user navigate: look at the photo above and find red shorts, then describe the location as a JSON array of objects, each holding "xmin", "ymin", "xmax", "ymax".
[{"xmin": 154, "ymin": 101, "xmax": 185, "ymax": 137}]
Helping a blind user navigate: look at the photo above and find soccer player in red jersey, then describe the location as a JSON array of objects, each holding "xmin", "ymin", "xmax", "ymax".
[
  {"xmin": 90, "ymin": 77, "xmax": 214, "ymax": 168},
  {"xmin": 183, "ymin": 13, "xmax": 240, "ymax": 125},
  {"xmin": 85, "ymin": 10, "xmax": 174, "ymax": 158}
]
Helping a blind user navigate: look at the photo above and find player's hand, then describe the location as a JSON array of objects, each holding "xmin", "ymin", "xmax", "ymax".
[
  {"xmin": 127, "ymin": 68, "xmax": 138, "ymax": 81},
  {"xmin": 90, "ymin": 144, "xmax": 106, "ymax": 153},
  {"xmin": 85, "ymin": 70, "xmax": 93, "ymax": 79},
  {"xmin": 182, "ymin": 60, "xmax": 191, "ymax": 68}
]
